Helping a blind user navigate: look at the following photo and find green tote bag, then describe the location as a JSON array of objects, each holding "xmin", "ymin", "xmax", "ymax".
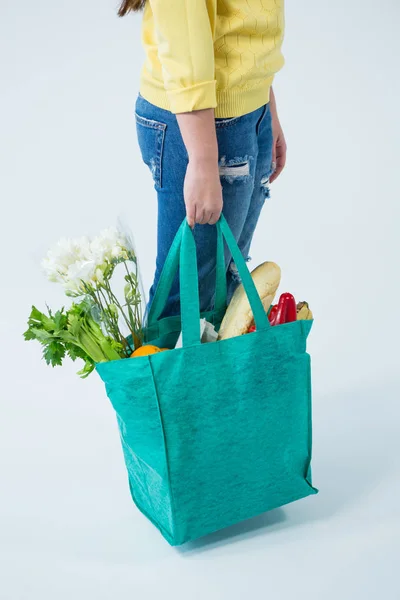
[{"xmin": 96, "ymin": 216, "xmax": 317, "ymax": 546}]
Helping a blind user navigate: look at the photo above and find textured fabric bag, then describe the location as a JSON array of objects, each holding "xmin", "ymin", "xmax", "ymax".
[{"xmin": 97, "ymin": 216, "xmax": 317, "ymax": 546}]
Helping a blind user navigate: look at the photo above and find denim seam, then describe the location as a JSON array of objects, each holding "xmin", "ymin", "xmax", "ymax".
[
  {"xmin": 215, "ymin": 116, "xmax": 241, "ymax": 129},
  {"xmin": 135, "ymin": 112, "xmax": 167, "ymax": 131},
  {"xmin": 157, "ymin": 126, "xmax": 166, "ymax": 188}
]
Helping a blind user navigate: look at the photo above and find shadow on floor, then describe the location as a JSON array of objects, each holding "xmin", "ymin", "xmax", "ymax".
[{"xmin": 177, "ymin": 507, "xmax": 287, "ymax": 554}]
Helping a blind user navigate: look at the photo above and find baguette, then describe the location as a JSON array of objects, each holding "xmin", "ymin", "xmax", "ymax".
[{"xmin": 217, "ymin": 261, "xmax": 281, "ymax": 340}]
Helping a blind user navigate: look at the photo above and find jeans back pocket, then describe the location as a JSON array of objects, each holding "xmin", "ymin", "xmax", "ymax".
[{"xmin": 135, "ymin": 113, "xmax": 167, "ymax": 189}]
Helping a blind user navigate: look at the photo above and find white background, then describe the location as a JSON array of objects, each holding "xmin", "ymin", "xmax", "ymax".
[{"xmin": 1, "ymin": 0, "xmax": 399, "ymax": 598}]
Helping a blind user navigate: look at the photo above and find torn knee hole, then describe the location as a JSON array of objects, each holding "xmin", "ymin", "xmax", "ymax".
[
  {"xmin": 229, "ymin": 262, "xmax": 241, "ymax": 283},
  {"xmin": 219, "ymin": 156, "xmax": 251, "ymax": 183},
  {"xmin": 261, "ymin": 175, "xmax": 271, "ymax": 199},
  {"xmin": 229, "ymin": 256, "xmax": 251, "ymax": 282}
]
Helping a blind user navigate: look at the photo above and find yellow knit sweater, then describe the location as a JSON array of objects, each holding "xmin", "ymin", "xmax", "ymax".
[{"xmin": 139, "ymin": 0, "xmax": 285, "ymax": 118}]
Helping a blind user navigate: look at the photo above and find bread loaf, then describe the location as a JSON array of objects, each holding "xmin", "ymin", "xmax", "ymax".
[{"xmin": 217, "ymin": 261, "xmax": 281, "ymax": 340}]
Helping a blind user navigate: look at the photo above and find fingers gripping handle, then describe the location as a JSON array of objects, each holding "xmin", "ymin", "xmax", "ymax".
[{"xmin": 148, "ymin": 215, "xmax": 270, "ymax": 347}]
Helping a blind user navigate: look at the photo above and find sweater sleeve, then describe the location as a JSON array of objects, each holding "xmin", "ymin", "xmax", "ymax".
[{"xmin": 149, "ymin": 0, "xmax": 217, "ymax": 113}]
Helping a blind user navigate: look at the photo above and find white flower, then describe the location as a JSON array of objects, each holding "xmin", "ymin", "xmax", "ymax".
[
  {"xmin": 42, "ymin": 226, "xmax": 134, "ymax": 295},
  {"xmin": 41, "ymin": 257, "xmax": 63, "ymax": 283},
  {"xmin": 66, "ymin": 260, "xmax": 97, "ymax": 290},
  {"xmin": 42, "ymin": 236, "xmax": 92, "ymax": 281},
  {"xmin": 91, "ymin": 227, "xmax": 131, "ymax": 263}
]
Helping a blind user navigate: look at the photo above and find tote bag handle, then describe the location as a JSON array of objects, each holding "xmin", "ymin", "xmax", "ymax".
[
  {"xmin": 147, "ymin": 218, "xmax": 228, "ymax": 326},
  {"xmin": 180, "ymin": 216, "xmax": 270, "ymax": 346},
  {"xmin": 148, "ymin": 215, "xmax": 270, "ymax": 347}
]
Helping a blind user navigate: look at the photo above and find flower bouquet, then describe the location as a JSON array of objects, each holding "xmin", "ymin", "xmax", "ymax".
[{"xmin": 24, "ymin": 227, "xmax": 144, "ymax": 377}]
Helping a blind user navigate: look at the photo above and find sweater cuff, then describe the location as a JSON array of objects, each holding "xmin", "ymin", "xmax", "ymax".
[{"xmin": 167, "ymin": 80, "xmax": 217, "ymax": 114}]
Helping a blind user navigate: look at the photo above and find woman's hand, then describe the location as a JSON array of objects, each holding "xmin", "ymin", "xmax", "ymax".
[
  {"xmin": 269, "ymin": 88, "xmax": 287, "ymax": 184},
  {"xmin": 176, "ymin": 109, "xmax": 223, "ymax": 227},
  {"xmin": 184, "ymin": 158, "xmax": 223, "ymax": 226}
]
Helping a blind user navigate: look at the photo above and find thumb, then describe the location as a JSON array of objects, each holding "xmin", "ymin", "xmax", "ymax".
[{"xmin": 186, "ymin": 204, "xmax": 196, "ymax": 228}]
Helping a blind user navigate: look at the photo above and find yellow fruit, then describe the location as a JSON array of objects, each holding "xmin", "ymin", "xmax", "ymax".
[
  {"xmin": 296, "ymin": 301, "xmax": 313, "ymax": 321},
  {"xmin": 131, "ymin": 344, "xmax": 162, "ymax": 358}
]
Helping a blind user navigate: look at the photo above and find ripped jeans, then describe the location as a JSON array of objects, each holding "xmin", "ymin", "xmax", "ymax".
[{"xmin": 135, "ymin": 94, "xmax": 274, "ymax": 317}]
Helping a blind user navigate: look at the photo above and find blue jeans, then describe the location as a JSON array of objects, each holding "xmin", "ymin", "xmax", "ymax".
[{"xmin": 135, "ymin": 94, "xmax": 274, "ymax": 317}]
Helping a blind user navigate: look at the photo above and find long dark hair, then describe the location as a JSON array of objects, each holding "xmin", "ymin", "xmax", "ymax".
[{"xmin": 118, "ymin": 0, "xmax": 145, "ymax": 16}]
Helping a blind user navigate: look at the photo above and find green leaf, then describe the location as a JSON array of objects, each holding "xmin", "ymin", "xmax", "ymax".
[
  {"xmin": 66, "ymin": 342, "xmax": 88, "ymax": 362},
  {"xmin": 108, "ymin": 337, "xmax": 124, "ymax": 354},
  {"xmin": 28, "ymin": 328, "xmax": 54, "ymax": 343},
  {"xmin": 25, "ymin": 298, "xmax": 122, "ymax": 378},
  {"xmin": 27, "ymin": 305, "xmax": 55, "ymax": 332},
  {"xmin": 67, "ymin": 312, "xmax": 82, "ymax": 338},
  {"xmin": 43, "ymin": 340, "xmax": 66, "ymax": 367},
  {"xmin": 53, "ymin": 309, "xmax": 67, "ymax": 332},
  {"xmin": 23, "ymin": 328, "xmax": 37, "ymax": 341},
  {"xmin": 29, "ymin": 306, "xmax": 45, "ymax": 323}
]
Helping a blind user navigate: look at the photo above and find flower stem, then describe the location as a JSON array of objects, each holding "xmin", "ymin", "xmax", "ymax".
[
  {"xmin": 123, "ymin": 262, "xmax": 143, "ymax": 346},
  {"xmin": 105, "ymin": 282, "xmax": 133, "ymax": 334},
  {"xmin": 97, "ymin": 287, "xmax": 131, "ymax": 355},
  {"xmin": 101, "ymin": 285, "xmax": 133, "ymax": 355}
]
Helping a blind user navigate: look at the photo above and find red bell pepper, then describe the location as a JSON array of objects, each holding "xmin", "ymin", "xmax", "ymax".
[
  {"xmin": 268, "ymin": 304, "xmax": 278, "ymax": 324},
  {"xmin": 248, "ymin": 304, "xmax": 277, "ymax": 332},
  {"xmin": 248, "ymin": 295, "xmax": 297, "ymax": 332},
  {"xmin": 283, "ymin": 293, "xmax": 297, "ymax": 323},
  {"xmin": 270, "ymin": 293, "xmax": 297, "ymax": 326}
]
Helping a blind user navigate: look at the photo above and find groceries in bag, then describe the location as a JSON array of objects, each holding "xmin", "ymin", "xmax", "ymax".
[
  {"xmin": 24, "ymin": 226, "xmax": 145, "ymax": 378},
  {"xmin": 248, "ymin": 293, "xmax": 314, "ymax": 333},
  {"xmin": 297, "ymin": 301, "xmax": 313, "ymax": 321},
  {"xmin": 24, "ymin": 222, "xmax": 313, "ymax": 374},
  {"xmin": 175, "ymin": 318, "xmax": 218, "ymax": 349},
  {"xmin": 217, "ymin": 261, "xmax": 281, "ymax": 341},
  {"xmin": 130, "ymin": 344, "xmax": 169, "ymax": 357},
  {"xmin": 214, "ymin": 260, "xmax": 314, "ymax": 338}
]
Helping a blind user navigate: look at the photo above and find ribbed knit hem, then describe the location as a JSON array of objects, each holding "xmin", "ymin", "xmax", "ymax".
[
  {"xmin": 215, "ymin": 77, "xmax": 274, "ymax": 117},
  {"xmin": 140, "ymin": 75, "xmax": 274, "ymax": 118}
]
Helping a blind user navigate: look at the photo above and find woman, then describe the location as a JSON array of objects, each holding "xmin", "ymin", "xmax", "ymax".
[{"xmin": 119, "ymin": 0, "xmax": 286, "ymax": 317}]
